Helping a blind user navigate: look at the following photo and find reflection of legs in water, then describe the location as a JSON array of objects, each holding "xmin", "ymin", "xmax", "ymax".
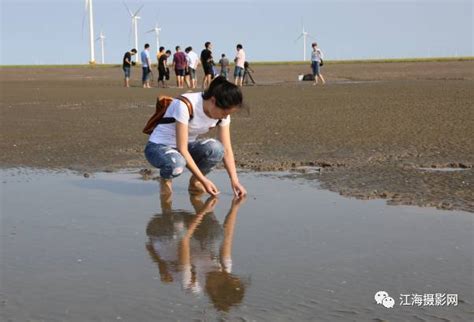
[
  {"xmin": 189, "ymin": 192, "xmax": 205, "ymax": 212},
  {"xmin": 220, "ymin": 197, "xmax": 246, "ymax": 271},
  {"xmin": 189, "ymin": 175, "xmax": 206, "ymax": 195},
  {"xmin": 160, "ymin": 187, "xmax": 173, "ymax": 213},
  {"xmin": 179, "ymin": 197, "xmax": 218, "ymax": 267}
]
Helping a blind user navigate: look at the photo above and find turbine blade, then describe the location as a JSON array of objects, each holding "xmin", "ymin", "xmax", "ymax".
[
  {"xmin": 295, "ymin": 34, "xmax": 303, "ymax": 41},
  {"xmin": 81, "ymin": 0, "xmax": 88, "ymax": 40},
  {"xmin": 134, "ymin": 4, "xmax": 144, "ymax": 16},
  {"xmin": 123, "ymin": 2, "xmax": 133, "ymax": 16}
]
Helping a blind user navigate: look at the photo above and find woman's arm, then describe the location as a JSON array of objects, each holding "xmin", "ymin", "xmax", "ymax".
[
  {"xmin": 217, "ymin": 124, "xmax": 247, "ymax": 197},
  {"xmin": 176, "ymin": 122, "xmax": 220, "ymax": 196}
]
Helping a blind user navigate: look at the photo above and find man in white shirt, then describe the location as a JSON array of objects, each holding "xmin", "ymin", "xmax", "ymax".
[
  {"xmin": 185, "ymin": 46, "xmax": 200, "ymax": 89},
  {"xmin": 233, "ymin": 44, "xmax": 245, "ymax": 87}
]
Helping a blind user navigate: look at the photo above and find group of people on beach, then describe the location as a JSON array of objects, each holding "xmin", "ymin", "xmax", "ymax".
[{"xmin": 122, "ymin": 42, "xmax": 255, "ymax": 89}]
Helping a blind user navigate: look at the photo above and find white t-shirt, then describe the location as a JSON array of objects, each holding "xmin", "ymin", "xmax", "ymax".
[
  {"xmin": 311, "ymin": 48, "xmax": 324, "ymax": 62},
  {"xmin": 186, "ymin": 51, "xmax": 199, "ymax": 70},
  {"xmin": 235, "ymin": 49, "xmax": 246, "ymax": 68},
  {"xmin": 149, "ymin": 92, "xmax": 231, "ymax": 147}
]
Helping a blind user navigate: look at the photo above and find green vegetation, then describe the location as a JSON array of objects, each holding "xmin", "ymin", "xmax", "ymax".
[{"xmin": 0, "ymin": 57, "xmax": 472, "ymax": 68}]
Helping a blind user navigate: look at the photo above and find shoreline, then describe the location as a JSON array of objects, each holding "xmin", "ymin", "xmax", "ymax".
[{"xmin": 1, "ymin": 61, "xmax": 473, "ymax": 212}]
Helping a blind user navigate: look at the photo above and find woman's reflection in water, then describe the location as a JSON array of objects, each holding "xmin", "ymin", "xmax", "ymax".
[{"xmin": 146, "ymin": 193, "xmax": 247, "ymax": 312}]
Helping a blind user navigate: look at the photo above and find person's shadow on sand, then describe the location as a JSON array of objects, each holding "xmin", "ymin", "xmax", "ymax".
[{"xmin": 145, "ymin": 193, "xmax": 248, "ymax": 312}]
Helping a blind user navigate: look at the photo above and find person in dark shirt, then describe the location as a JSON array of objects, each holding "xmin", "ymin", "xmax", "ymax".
[
  {"xmin": 122, "ymin": 48, "xmax": 137, "ymax": 87},
  {"xmin": 172, "ymin": 46, "xmax": 187, "ymax": 88},
  {"xmin": 158, "ymin": 49, "xmax": 171, "ymax": 88},
  {"xmin": 200, "ymin": 41, "xmax": 214, "ymax": 89}
]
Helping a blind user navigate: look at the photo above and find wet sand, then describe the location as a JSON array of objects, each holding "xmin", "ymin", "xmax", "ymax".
[
  {"xmin": 1, "ymin": 169, "xmax": 472, "ymax": 321},
  {"xmin": 1, "ymin": 61, "xmax": 473, "ymax": 212}
]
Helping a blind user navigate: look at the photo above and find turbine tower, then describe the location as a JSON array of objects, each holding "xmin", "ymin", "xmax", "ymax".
[
  {"xmin": 124, "ymin": 3, "xmax": 144, "ymax": 64},
  {"xmin": 96, "ymin": 31, "xmax": 106, "ymax": 64},
  {"xmin": 146, "ymin": 24, "xmax": 162, "ymax": 55},
  {"xmin": 296, "ymin": 27, "xmax": 311, "ymax": 61},
  {"xmin": 85, "ymin": 0, "xmax": 95, "ymax": 64}
]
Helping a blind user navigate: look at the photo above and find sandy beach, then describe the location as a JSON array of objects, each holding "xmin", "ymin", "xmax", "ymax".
[{"xmin": 1, "ymin": 60, "xmax": 473, "ymax": 212}]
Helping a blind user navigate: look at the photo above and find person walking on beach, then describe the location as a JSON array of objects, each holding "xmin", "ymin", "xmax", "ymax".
[
  {"xmin": 200, "ymin": 42, "xmax": 214, "ymax": 89},
  {"xmin": 144, "ymin": 76, "xmax": 247, "ymax": 198},
  {"xmin": 141, "ymin": 43, "xmax": 152, "ymax": 88},
  {"xmin": 219, "ymin": 54, "xmax": 230, "ymax": 80},
  {"xmin": 122, "ymin": 48, "xmax": 137, "ymax": 87},
  {"xmin": 311, "ymin": 42, "xmax": 325, "ymax": 85},
  {"xmin": 185, "ymin": 46, "xmax": 200, "ymax": 89},
  {"xmin": 173, "ymin": 46, "xmax": 187, "ymax": 88},
  {"xmin": 233, "ymin": 44, "xmax": 245, "ymax": 87},
  {"xmin": 158, "ymin": 49, "xmax": 171, "ymax": 88}
]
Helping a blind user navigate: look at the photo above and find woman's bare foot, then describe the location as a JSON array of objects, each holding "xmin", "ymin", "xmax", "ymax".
[
  {"xmin": 188, "ymin": 176, "xmax": 206, "ymax": 194},
  {"xmin": 160, "ymin": 178, "xmax": 173, "ymax": 195}
]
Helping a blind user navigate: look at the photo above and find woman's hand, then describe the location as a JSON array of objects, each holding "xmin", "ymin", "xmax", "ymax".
[
  {"xmin": 202, "ymin": 178, "xmax": 220, "ymax": 196},
  {"xmin": 231, "ymin": 180, "xmax": 247, "ymax": 198}
]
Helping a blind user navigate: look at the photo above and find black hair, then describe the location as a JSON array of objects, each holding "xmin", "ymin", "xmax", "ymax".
[
  {"xmin": 221, "ymin": 54, "xmax": 225, "ymax": 57},
  {"xmin": 236, "ymin": 44, "xmax": 243, "ymax": 49},
  {"xmin": 131, "ymin": 48, "xmax": 137, "ymax": 53},
  {"xmin": 205, "ymin": 271, "xmax": 245, "ymax": 312},
  {"xmin": 185, "ymin": 46, "xmax": 191, "ymax": 53},
  {"xmin": 202, "ymin": 76, "xmax": 243, "ymax": 109},
  {"xmin": 144, "ymin": 43, "xmax": 150, "ymax": 49},
  {"xmin": 175, "ymin": 46, "xmax": 180, "ymax": 51},
  {"xmin": 159, "ymin": 46, "xmax": 165, "ymax": 52},
  {"xmin": 165, "ymin": 50, "xmax": 171, "ymax": 54},
  {"xmin": 205, "ymin": 41, "xmax": 211, "ymax": 49}
]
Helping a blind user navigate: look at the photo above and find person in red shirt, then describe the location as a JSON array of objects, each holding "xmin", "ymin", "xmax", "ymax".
[{"xmin": 172, "ymin": 46, "xmax": 187, "ymax": 88}]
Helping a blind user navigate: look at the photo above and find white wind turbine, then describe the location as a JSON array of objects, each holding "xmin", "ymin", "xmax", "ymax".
[
  {"xmin": 124, "ymin": 3, "xmax": 144, "ymax": 64},
  {"xmin": 295, "ymin": 26, "xmax": 312, "ymax": 61},
  {"xmin": 146, "ymin": 24, "xmax": 162, "ymax": 55},
  {"xmin": 95, "ymin": 31, "xmax": 106, "ymax": 64},
  {"xmin": 85, "ymin": 0, "xmax": 95, "ymax": 64}
]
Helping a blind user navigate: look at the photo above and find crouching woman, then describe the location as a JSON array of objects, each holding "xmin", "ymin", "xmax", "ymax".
[{"xmin": 144, "ymin": 76, "xmax": 247, "ymax": 197}]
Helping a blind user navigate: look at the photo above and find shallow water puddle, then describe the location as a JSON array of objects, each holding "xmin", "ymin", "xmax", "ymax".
[{"xmin": 1, "ymin": 169, "xmax": 472, "ymax": 321}]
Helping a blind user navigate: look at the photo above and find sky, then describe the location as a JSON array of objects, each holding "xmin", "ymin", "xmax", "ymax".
[{"xmin": 0, "ymin": 0, "xmax": 472, "ymax": 65}]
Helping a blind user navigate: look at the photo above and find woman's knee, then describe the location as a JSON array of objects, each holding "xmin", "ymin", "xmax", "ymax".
[
  {"xmin": 201, "ymin": 139, "xmax": 224, "ymax": 160},
  {"xmin": 160, "ymin": 151, "xmax": 186, "ymax": 179},
  {"xmin": 144, "ymin": 144, "xmax": 186, "ymax": 179}
]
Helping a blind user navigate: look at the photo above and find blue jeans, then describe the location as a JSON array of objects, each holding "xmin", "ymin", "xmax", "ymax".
[
  {"xmin": 234, "ymin": 66, "xmax": 244, "ymax": 78},
  {"xmin": 311, "ymin": 61, "xmax": 321, "ymax": 76},
  {"xmin": 142, "ymin": 67, "xmax": 150, "ymax": 82},
  {"xmin": 144, "ymin": 139, "xmax": 225, "ymax": 179},
  {"xmin": 123, "ymin": 66, "xmax": 131, "ymax": 78}
]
